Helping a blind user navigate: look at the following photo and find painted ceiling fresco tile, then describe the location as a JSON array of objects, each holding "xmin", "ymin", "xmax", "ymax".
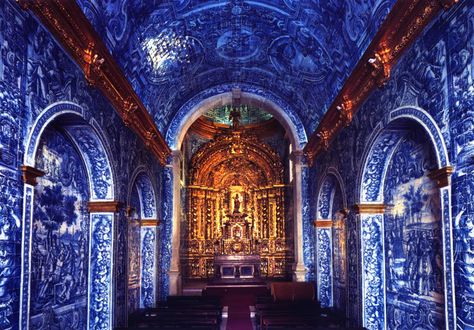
[{"xmin": 76, "ymin": 0, "xmax": 396, "ymax": 135}]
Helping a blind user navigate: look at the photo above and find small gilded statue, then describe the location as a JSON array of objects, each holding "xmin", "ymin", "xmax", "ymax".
[
  {"xmin": 229, "ymin": 106, "xmax": 241, "ymax": 129},
  {"xmin": 233, "ymin": 194, "xmax": 241, "ymax": 213}
]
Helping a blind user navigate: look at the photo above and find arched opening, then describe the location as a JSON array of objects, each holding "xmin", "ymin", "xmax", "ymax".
[
  {"xmin": 162, "ymin": 89, "xmax": 308, "ymax": 294},
  {"xmin": 382, "ymin": 123, "xmax": 443, "ymax": 328},
  {"xmin": 166, "ymin": 86, "xmax": 308, "ymax": 151},
  {"xmin": 30, "ymin": 121, "xmax": 91, "ymax": 328},
  {"xmin": 127, "ymin": 170, "xmax": 159, "ymax": 311},
  {"xmin": 315, "ymin": 171, "xmax": 347, "ymax": 311},
  {"xmin": 22, "ymin": 105, "xmax": 116, "ymax": 329},
  {"xmin": 358, "ymin": 109, "xmax": 454, "ymax": 329},
  {"xmin": 175, "ymin": 97, "xmax": 299, "ymax": 286}
]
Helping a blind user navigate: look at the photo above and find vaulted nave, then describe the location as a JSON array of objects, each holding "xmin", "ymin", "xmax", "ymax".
[{"xmin": 0, "ymin": 0, "xmax": 473, "ymax": 329}]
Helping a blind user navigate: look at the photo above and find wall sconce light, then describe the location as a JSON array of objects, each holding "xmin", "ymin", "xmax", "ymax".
[
  {"xmin": 317, "ymin": 129, "xmax": 330, "ymax": 151},
  {"xmin": 368, "ymin": 42, "xmax": 391, "ymax": 86},
  {"xmin": 336, "ymin": 96, "xmax": 353, "ymax": 127}
]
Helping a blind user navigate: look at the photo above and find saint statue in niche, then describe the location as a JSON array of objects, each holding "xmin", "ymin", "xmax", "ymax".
[
  {"xmin": 233, "ymin": 226, "xmax": 242, "ymax": 238},
  {"xmin": 229, "ymin": 106, "xmax": 241, "ymax": 129},
  {"xmin": 233, "ymin": 194, "xmax": 241, "ymax": 213}
]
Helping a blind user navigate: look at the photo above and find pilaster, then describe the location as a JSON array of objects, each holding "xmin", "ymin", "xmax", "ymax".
[
  {"xmin": 353, "ymin": 203, "xmax": 385, "ymax": 330},
  {"xmin": 140, "ymin": 219, "xmax": 160, "ymax": 307},
  {"xmin": 290, "ymin": 150, "xmax": 307, "ymax": 281},
  {"xmin": 314, "ymin": 218, "xmax": 333, "ymax": 307},
  {"xmin": 168, "ymin": 150, "xmax": 183, "ymax": 295},
  {"xmin": 87, "ymin": 202, "xmax": 121, "ymax": 330},
  {"xmin": 19, "ymin": 165, "xmax": 44, "ymax": 329},
  {"xmin": 429, "ymin": 166, "xmax": 456, "ymax": 328}
]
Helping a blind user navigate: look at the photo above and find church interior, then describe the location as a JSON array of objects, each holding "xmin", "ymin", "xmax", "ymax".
[{"xmin": 0, "ymin": 0, "xmax": 473, "ymax": 329}]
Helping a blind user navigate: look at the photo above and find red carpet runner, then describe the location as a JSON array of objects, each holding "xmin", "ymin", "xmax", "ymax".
[{"xmin": 204, "ymin": 285, "xmax": 269, "ymax": 330}]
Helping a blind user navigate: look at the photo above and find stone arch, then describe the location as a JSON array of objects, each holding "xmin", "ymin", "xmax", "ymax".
[
  {"xmin": 165, "ymin": 83, "xmax": 308, "ymax": 151},
  {"xmin": 356, "ymin": 107, "xmax": 455, "ymax": 329}
]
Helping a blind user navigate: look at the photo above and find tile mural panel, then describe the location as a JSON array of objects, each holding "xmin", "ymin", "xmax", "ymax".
[
  {"xmin": 316, "ymin": 227, "xmax": 332, "ymax": 307},
  {"xmin": 301, "ymin": 165, "xmax": 315, "ymax": 281},
  {"xmin": 135, "ymin": 173, "xmax": 156, "ymax": 219},
  {"xmin": 0, "ymin": 168, "xmax": 23, "ymax": 330},
  {"xmin": 361, "ymin": 214, "xmax": 385, "ymax": 330},
  {"xmin": 88, "ymin": 214, "xmax": 114, "ymax": 330},
  {"xmin": 383, "ymin": 132, "xmax": 443, "ymax": 329},
  {"xmin": 31, "ymin": 128, "xmax": 90, "ymax": 329},
  {"xmin": 140, "ymin": 227, "xmax": 157, "ymax": 308}
]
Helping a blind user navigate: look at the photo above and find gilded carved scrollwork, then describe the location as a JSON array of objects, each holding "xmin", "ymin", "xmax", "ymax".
[{"xmin": 183, "ymin": 129, "xmax": 290, "ymax": 278}]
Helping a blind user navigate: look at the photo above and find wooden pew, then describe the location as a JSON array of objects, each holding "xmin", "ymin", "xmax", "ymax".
[{"xmin": 128, "ymin": 295, "xmax": 222, "ymax": 330}]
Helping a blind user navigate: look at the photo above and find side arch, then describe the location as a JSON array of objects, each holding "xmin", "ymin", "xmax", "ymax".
[
  {"xmin": 316, "ymin": 167, "xmax": 348, "ymax": 219},
  {"xmin": 356, "ymin": 106, "xmax": 455, "ymax": 329},
  {"xmin": 21, "ymin": 101, "xmax": 118, "ymax": 329},
  {"xmin": 25, "ymin": 101, "xmax": 115, "ymax": 200},
  {"xmin": 127, "ymin": 168, "xmax": 159, "ymax": 309},
  {"xmin": 128, "ymin": 166, "xmax": 158, "ymax": 219},
  {"xmin": 358, "ymin": 106, "xmax": 450, "ymax": 203},
  {"xmin": 315, "ymin": 169, "xmax": 347, "ymax": 309}
]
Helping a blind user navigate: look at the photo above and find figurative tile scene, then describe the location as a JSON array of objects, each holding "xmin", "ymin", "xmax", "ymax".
[
  {"xmin": 31, "ymin": 128, "xmax": 90, "ymax": 328},
  {"xmin": 0, "ymin": 0, "xmax": 473, "ymax": 329}
]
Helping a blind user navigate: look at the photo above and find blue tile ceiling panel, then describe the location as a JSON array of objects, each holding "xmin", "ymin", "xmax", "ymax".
[{"xmin": 77, "ymin": 0, "xmax": 396, "ymax": 135}]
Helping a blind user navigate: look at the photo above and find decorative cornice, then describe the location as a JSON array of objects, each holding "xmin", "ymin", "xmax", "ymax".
[
  {"xmin": 141, "ymin": 219, "xmax": 161, "ymax": 227},
  {"xmin": 428, "ymin": 166, "xmax": 454, "ymax": 188},
  {"xmin": 353, "ymin": 203, "xmax": 385, "ymax": 214},
  {"xmin": 313, "ymin": 220, "xmax": 332, "ymax": 228},
  {"xmin": 20, "ymin": 165, "xmax": 45, "ymax": 186},
  {"xmin": 18, "ymin": 0, "xmax": 171, "ymax": 165},
  {"xmin": 304, "ymin": 0, "xmax": 459, "ymax": 166},
  {"xmin": 88, "ymin": 201, "xmax": 123, "ymax": 213}
]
